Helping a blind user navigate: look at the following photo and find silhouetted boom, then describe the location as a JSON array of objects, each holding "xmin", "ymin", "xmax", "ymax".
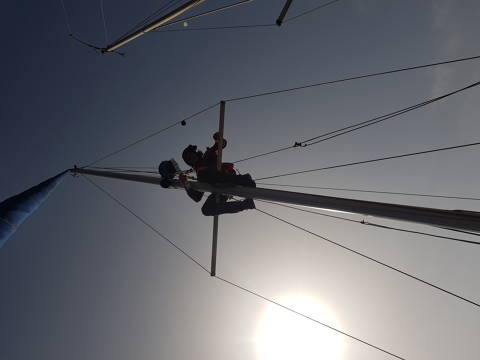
[{"xmin": 72, "ymin": 167, "xmax": 480, "ymax": 232}]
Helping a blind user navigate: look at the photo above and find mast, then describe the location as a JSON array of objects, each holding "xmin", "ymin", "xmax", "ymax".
[
  {"xmin": 0, "ymin": 171, "xmax": 69, "ymax": 247},
  {"xmin": 71, "ymin": 167, "xmax": 480, "ymax": 233},
  {"xmin": 103, "ymin": 0, "xmax": 205, "ymax": 53}
]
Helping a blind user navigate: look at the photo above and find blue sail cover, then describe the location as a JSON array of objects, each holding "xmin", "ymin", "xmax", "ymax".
[{"xmin": 0, "ymin": 171, "xmax": 68, "ymax": 248}]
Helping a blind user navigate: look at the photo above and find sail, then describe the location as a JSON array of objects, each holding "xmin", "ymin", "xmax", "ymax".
[{"xmin": 0, "ymin": 170, "xmax": 68, "ymax": 247}]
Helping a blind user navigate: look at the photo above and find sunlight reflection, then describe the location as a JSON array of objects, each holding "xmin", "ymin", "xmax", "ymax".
[{"xmin": 255, "ymin": 294, "xmax": 343, "ymax": 360}]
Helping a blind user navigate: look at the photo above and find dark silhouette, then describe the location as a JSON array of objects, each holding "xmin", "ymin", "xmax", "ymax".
[{"xmin": 159, "ymin": 133, "xmax": 256, "ymax": 216}]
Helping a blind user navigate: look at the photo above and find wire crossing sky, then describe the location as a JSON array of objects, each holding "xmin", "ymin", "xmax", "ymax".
[
  {"xmin": 255, "ymin": 141, "xmax": 480, "ymax": 180},
  {"xmin": 257, "ymin": 200, "xmax": 480, "ymax": 246}
]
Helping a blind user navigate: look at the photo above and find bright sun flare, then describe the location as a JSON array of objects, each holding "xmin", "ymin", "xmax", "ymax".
[{"xmin": 255, "ymin": 294, "xmax": 343, "ymax": 360}]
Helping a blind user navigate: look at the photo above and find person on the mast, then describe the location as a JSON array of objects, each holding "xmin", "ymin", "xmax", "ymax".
[
  {"xmin": 159, "ymin": 132, "xmax": 256, "ymax": 216},
  {"xmin": 180, "ymin": 132, "xmax": 256, "ymax": 216}
]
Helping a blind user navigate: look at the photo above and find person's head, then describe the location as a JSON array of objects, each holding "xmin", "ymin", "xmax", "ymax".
[
  {"xmin": 158, "ymin": 160, "xmax": 176, "ymax": 179},
  {"xmin": 182, "ymin": 145, "xmax": 200, "ymax": 167}
]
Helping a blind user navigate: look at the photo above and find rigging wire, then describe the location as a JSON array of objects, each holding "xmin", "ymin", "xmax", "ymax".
[
  {"xmin": 90, "ymin": 166, "xmax": 157, "ymax": 170},
  {"xmin": 439, "ymin": 228, "xmax": 480, "ymax": 238},
  {"xmin": 116, "ymin": 0, "xmax": 183, "ymax": 41},
  {"xmin": 81, "ymin": 174, "xmax": 210, "ymax": 273},
  {"xmin": 155, "ymin": 23, "xmax": 275, "ymax": 32},
  {"xmin": 367, "ymin": 223, "xmax": 480, "ymax": 245},
  {"xmin": 100, "ymin": 0, "xmax": 109, "ymax": 46},
  {"xmin": 283, "ymin": 0, "xmax": 342, "ymax": 24},
  {"xmin": 233, "ymin": 79, "xmax": 480, "ymax": 164},
  {"xmin": 81, "ymin": 174, "xmax": 406, "ymax": 360},
  {"xmin": 154, "ymin": 0, "xmax": 340, "ymax": 33},
  {"xmin": 256, "ymin": 200, "xmax": 480, "ymax": 246},
  {"xmin": 255, "ymin": 207, "xmax": 480, "ymax": 308},
  {"xmin": 255, "ymin": 141, "xmax": 480, "ymax": 181},
  {"xmin": 59, "ymin": 1, "xmax": 124, "ymax": 55},
  {"xmin": 304, "ymin": 81, "xmax": 480, "ymax": 145},
  {"xmin": 60, "ymin": 0, "xmax": 73, "ymax": 35},
  {"xmin": 225, "ymin": 54, "xmax": 480, "ymax": 102},
  {"xmin": 215, "ymin": 275, "xmax": 406, "ymax": 360},
  {"xmin": 88, "ymin": 167, "xmax": 159, "ymax": 174},
  {"xmin": 68, "ymin": 33, "xmax": 105, "ymax": 51},
  {"xmin": 83, "ymin": 102, "xmax": 219, "ymax": 168},
  {"xmin": 152, "ymin": 0, "xmax": 256, "ymax": 32},
  {"xmin": 256, "ymin": 183, "xmax": 480, "ymax": 202}
]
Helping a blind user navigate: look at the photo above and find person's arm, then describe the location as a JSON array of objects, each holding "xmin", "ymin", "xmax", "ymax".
[
  {"xmin": 212, "ymin": 132, "xmax": 227, "ymax": 150},
  {"xmin": 180, "ymin": 174, "xmax": 204, "ymax": 202}
]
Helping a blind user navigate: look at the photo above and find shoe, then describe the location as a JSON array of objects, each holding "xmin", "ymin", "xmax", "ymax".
[
  {"xmin": 243, "ymin": 198, "xmax": 256, "ymax": 210},
  {"xmin": 239, "ymin": 174, "xmax": 256, "ymax": 188}
]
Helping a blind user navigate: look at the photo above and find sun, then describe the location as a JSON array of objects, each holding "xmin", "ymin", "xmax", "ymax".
[{"xmin": 254, "ymin": 294, "xmax": 343, "ymax": 360}]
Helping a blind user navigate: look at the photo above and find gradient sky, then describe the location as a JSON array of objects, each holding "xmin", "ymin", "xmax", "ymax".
[{"xmin": 1, "ymin": 1, "xmax": 480, "ymax": 359}]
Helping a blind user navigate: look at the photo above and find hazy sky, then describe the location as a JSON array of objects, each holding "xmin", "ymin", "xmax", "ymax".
[{"xmin": 1, "ymin": 1, "xmax": 480, "ymax": 359}]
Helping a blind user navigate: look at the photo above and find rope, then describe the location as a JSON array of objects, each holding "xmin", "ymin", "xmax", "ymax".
[
  {"xmin": 283, "ymin": 0, "xmax": 342, "ymax": 24},
  {"xmin": 303, "ymin": 81, "xmax": 480, "ymax": 146},
  {"xmin": 225, "ymin": 54, "xmax": 480, "ymax": 102},
  {"xmin": 81, "ymin": 174, "xmax": 210, "ymax": 273},
  {"xmin": 255, "ymin": 207, "xmax": 480, "ymax": 308},
  {"xmin": 256, "ymin": 183, "xmax": 480, "ymax": 202},
  {"xmin": 100, "ymin": 0, "xmax": 108, "ymax": 46},
  {"xmin": 439, "ymin": 228, "xmax": 480, "ymax": 238},
  {"xmin": 233, "ymin": 144, "xmax": 294, "ymax": 164},
  {"xmin": 257, "ymin": 200, "xmax": 480, "ymax": 246},
  {"xmin": 83, "ymin": 102, "xmax": 219, "ymax": 167},
  {"xmin": 91, "ymin": 166, "xmax": 157, "ymax": 170},
  {"xmin": 69, "ymin": 34, "xmax": 103, "ymax": 51},
  {"xmin": 155, "ymin": 23, "xmax": 275, "ymax": 32},
  {"xmin": 60, "ymin": 0, "xmax": 73, "ymax": 34},
  {"xmin": 216, "ymin": 275, "xmax": 407, "ymax": 360},
  {"xmin": 255, "ymin": 141, "xmax": 480, "ymax": 181},
  {"xmin": 88, "ymin": 167, "xmax": 159, "ymax": 174}
]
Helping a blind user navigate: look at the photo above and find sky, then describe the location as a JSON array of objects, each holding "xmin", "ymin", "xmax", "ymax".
[{"xmin": 1, "ymin": 0, "xmax": 480, "ymax": 359}]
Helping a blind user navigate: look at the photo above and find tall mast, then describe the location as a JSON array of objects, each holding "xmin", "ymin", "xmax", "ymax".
[{"xmin": 71, "ymin": 167, "xmax": 480, "ymax": 233}]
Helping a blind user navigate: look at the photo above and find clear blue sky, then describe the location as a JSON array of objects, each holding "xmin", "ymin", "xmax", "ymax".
[{"xmin": 1, "ymin": 1, "xmax": 480, "ymax": 359}]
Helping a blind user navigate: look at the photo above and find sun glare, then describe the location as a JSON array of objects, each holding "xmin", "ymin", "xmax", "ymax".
[{"xmin": 255, "ymin": 294, "xmax": 343, "ymax": 360}]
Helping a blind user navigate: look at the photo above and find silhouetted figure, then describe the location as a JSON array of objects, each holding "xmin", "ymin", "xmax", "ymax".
[{"xmin": 173, "ymin": 133, "xmax": 256, "ymax": 216}]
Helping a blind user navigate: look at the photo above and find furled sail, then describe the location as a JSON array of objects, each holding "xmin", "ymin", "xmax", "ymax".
[{"xmin": 0, "ymin": 170, "xmax": 68, "ymax": 247}]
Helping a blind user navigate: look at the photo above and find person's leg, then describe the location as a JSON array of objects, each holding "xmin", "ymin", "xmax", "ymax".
[
  {"xmin": 197, "ymin": 170, "xmax": 221, "ymax": 184},
  {"xmin": 238, "ymin": 173, "xmax": 256, "ymax": 187},
  {"xmin": 201, "ymin": 194, "xmax": 219, "ymax": 216},
  {"xmin": 214, "ymin": 173, "xmax": 256, "ymax": 187},
  {"xmin": 201, "ymin": 194, "xmax": 255, "ymax": 216},
  {"xmin": 198, "ymin": 169, "xmax": 256, "ymax": 188}
]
